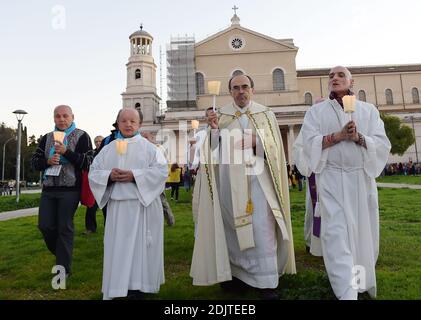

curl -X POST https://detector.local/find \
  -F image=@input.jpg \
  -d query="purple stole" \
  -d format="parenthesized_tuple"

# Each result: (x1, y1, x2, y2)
(308, 173, 321, 237)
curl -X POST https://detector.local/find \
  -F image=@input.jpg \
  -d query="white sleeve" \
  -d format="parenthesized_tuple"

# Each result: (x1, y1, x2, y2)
(361, 107, 391, 178)
(302, 108, 329, 174)
(132, 145, 168, 207)
(88, 149, 112, 209)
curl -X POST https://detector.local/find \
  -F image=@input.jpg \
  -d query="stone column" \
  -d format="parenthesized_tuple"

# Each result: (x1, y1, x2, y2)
(287, 125, 295, 164)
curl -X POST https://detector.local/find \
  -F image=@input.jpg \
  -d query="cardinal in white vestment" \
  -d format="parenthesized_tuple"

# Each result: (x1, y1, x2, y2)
(89, 108, 168, 300)
(301, 66, 391, 300)
(190, 75, 296, 300)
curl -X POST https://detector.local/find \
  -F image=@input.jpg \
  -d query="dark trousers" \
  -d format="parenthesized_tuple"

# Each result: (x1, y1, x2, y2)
(170, 183, 179, 200)
(85, 202, 107, 232)
(298, 177, 303, 191)
(38, 190, 80, 274)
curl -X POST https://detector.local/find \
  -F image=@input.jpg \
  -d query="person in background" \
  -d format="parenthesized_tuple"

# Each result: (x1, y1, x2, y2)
(83, 135, 105, 235)
(167, 163, 181, 202)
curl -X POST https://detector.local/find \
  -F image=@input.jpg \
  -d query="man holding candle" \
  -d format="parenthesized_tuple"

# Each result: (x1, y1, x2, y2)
(301, 66, 391, 299)
(31, 105, 93, 278)
(190, 74, 296, 300)
(88, 108, 168, 300)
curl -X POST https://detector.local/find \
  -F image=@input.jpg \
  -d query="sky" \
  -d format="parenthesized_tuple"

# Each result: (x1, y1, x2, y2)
(1, 0, 421, 141)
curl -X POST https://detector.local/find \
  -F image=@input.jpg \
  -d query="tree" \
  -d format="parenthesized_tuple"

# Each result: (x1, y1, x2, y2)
(0, 123, 17, 182)
(0, 123, 40, 183)
(381, 113, 415, 156)
(23, 134, 41, 183)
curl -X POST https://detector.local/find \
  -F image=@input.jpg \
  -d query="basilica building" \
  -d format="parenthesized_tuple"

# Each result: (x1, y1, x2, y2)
(121, 13, 421, 164)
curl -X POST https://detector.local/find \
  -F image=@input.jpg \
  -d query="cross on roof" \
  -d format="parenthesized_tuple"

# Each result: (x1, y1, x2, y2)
(232, 5, 239, 15)
(140, 23, 143, 30)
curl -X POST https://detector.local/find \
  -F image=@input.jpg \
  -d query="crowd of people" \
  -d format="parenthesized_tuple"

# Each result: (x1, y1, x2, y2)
(26, 67, 406, 301)
(383, 162, 421, 176)
(1, 181, 15, 196)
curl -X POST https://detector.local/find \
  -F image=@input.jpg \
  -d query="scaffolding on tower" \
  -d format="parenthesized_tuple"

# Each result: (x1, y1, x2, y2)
(166, 35, 197, 109)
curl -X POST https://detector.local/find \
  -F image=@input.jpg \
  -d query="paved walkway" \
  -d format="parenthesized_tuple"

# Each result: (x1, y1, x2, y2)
(377, 183, 421, 189)
(0, 207, 39, 221)
(21, 188, 42, 194)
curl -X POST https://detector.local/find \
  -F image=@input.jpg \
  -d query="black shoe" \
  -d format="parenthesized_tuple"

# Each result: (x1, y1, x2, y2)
(220, 277, 251, 293)
(257, 288, 279, 300)
(305, 245, 310, 253)
(127, 290, 144, 300)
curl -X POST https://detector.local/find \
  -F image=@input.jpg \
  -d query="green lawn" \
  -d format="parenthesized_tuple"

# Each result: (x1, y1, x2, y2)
(376, 175, 421, 185)
(0, 187, 420, 300)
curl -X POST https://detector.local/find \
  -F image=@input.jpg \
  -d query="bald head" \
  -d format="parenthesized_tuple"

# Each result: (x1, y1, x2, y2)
(117, 108, 142, 138)
(329, 66, 352, 80)
(54, 105, 74, 130)
(117, 108, 140, 122)
(328, 66, 354, 96)
(54, 105, 73, 115)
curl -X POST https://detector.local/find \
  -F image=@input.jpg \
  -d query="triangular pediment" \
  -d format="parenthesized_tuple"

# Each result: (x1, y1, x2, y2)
(195, 25, 298, 55)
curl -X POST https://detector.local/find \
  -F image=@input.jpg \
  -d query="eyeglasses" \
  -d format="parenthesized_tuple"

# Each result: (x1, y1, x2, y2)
(231, 84, 251, 91)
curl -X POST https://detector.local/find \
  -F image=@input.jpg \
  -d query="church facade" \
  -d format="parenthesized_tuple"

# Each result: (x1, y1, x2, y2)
(122, 15, 421, 164)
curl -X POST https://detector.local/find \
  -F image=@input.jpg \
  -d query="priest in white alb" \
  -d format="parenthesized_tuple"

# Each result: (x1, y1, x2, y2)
(89, 108, 168, 300)
(301, 66, 391, 300)
(190, 74, 296, 300)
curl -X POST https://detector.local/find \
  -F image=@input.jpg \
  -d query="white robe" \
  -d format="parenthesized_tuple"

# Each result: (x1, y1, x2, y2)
(191, 129, 208, 171)
(292, 131, 312, 248)
(88, 135, 168, 300)
(301, 98, 391, 299)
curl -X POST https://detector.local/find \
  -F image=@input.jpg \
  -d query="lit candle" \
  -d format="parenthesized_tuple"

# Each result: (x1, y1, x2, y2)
(115, 139, 128, 155)
(191, 120, 199, 136)
(343, 95, 356, 121)
(208, 81, 221, 112)
(53, 131, 65, 144)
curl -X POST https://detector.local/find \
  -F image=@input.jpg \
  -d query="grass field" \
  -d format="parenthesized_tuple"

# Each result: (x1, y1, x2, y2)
(0, 187, 420, 300)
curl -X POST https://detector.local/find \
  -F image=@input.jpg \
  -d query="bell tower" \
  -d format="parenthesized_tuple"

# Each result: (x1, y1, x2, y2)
(121, 24, 160, 129)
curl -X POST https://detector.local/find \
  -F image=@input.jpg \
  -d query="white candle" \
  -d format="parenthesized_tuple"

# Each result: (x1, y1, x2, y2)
(208, 81, 221, 112)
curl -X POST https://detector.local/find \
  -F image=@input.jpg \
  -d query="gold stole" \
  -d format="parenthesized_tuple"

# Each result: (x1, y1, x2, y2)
(218, 110, 255, 250)
(218, 108, 291, 251)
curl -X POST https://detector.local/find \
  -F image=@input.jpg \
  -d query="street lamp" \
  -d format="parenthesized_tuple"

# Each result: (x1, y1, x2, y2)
(13, 109, 27, 203)
(2, 136, 16, 182)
